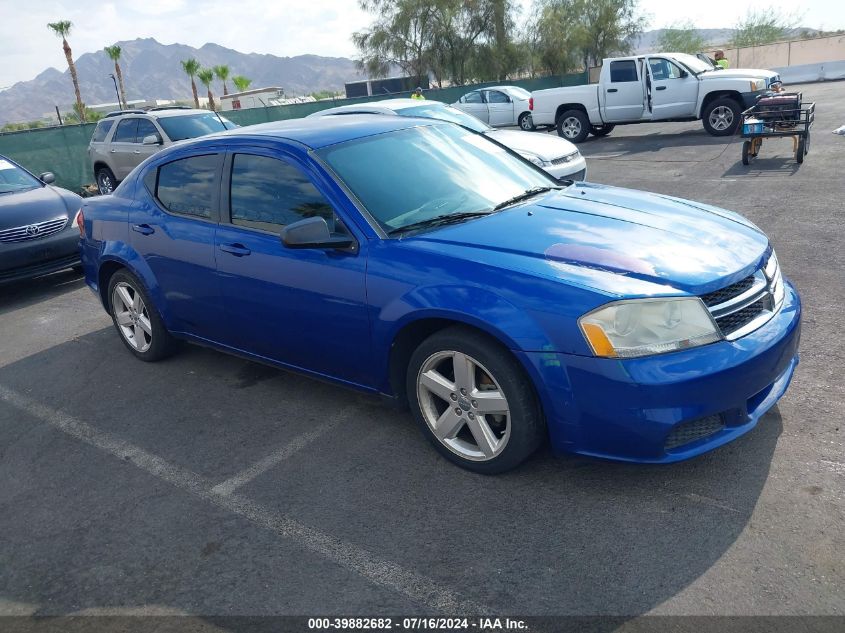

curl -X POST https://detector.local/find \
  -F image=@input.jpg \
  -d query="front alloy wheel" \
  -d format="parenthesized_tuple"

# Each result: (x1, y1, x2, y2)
(417, 350, 511, 461)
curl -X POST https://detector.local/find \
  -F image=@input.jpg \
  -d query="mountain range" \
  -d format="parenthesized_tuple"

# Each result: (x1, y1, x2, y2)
(0, 38, 370, 125)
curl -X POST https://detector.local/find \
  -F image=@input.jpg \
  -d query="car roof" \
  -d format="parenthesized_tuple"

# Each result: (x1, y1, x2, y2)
(106, 108, 218, 120)
(312, 99, 449, 117)
(201, 114, 440, 150)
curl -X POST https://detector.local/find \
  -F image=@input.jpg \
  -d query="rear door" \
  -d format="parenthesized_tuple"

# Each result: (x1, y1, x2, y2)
(602, 59, 647, 122)
(456, 90, 489, 123)
(131, 152, 226, 340)
(109, 118, 140, 179)
(214, 149, 373, 385)
(646, 57, 699, 119)
(484, 89, 515, 126)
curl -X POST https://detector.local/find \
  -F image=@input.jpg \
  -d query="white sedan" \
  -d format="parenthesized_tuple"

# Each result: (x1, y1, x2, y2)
(452, 85, 535, 131)
(307, 99, 586, 182)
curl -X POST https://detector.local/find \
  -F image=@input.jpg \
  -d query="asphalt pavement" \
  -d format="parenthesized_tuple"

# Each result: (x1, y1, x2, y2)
(0, 81, 843, 629)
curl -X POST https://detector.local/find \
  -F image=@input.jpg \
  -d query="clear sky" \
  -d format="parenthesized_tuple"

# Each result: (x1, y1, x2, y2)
(2, 0, 844, 88)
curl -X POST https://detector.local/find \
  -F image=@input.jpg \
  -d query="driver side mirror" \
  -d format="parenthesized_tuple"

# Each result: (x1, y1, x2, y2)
(142, 134, 163, 145)
(680, 69, 689, 78)
(39, 172, 55, 184)
(280, 217, 354, 250)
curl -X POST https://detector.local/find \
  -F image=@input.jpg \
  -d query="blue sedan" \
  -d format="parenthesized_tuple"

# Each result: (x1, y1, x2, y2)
(79, 115, 800, 473)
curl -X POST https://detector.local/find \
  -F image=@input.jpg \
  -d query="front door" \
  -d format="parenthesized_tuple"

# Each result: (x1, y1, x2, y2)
(484, 90, 515, 126)
(647, 57, 700, 119)
(130, 152, 226, 340)
(602, 59, 647, 122)
(214, 149, 373, 387)
(109, 117, 140, 179)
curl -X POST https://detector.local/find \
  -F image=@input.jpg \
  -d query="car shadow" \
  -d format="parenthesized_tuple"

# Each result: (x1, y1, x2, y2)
(0, 268, 86, 316)
(0, 328, 781, 619)
(724, 157, 802, 178)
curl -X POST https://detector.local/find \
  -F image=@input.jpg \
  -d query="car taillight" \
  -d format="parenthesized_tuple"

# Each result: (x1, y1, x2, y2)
(529, 97, 533, 111)
(75, 209, 84, 237)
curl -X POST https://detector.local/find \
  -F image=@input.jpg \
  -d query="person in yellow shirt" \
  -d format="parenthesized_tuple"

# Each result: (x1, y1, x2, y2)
(714, 50, 730, 69)
(411, 87, 425, 100)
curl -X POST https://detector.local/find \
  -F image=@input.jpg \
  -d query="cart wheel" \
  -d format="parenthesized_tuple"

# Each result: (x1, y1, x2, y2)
(804, 132, 810, 155)
(752, 138, 761, 157)
(796, 137, 805, 164)
(742, 140, 752, 165)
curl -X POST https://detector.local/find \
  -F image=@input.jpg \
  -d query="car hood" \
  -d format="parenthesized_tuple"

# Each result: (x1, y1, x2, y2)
(404, 182, 769, 295)
(700, 68, 778, 80)
(486, 129, 579, 160)
(0, 185, 72, 230)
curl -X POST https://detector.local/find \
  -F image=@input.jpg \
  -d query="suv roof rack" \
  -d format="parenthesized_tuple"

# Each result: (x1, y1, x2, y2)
(103, 109, 146, 118)
(148, 105, 193, 111)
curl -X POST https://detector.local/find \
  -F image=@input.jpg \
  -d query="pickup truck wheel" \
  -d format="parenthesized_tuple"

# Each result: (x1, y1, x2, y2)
(557, 110, 590, 143)
(702, 98, 741, 136)
(590, 124, 615, 137)
(518, 112, 536, 131)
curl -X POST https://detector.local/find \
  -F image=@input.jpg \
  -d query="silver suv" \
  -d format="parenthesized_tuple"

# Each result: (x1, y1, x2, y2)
(88, 108, 236, 195)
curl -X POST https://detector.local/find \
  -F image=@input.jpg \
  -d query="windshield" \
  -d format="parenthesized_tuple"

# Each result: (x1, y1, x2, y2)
(671, 53, 713, 75)
(316, 123, 556, 234)
(394, 103, 491, 134)
(157, 113, 230, 142)
(0, 157, 41, 194)
(506, 86, 531, 100)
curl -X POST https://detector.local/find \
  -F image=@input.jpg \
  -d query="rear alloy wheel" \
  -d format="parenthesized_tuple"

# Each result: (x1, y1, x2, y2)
(108, 270, 178, 361)
(702, 98, 740, 136)
(407, 327, 544, 474)
(556, 110, 590, 143)
(518, 112, 536, 131)
(96, 167, 117, 195)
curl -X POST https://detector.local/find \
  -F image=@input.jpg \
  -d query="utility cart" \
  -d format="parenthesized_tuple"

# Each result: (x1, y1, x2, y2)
(740, 93, 815, 165)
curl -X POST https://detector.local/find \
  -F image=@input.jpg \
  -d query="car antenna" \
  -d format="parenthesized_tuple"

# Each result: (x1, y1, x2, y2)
(213, 108, 227, 129)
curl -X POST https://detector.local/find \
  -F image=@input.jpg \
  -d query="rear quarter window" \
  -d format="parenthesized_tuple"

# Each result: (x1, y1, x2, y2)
(91, 120, 114, 143)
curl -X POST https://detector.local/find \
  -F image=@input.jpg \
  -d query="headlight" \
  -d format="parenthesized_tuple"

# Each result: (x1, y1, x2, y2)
(579, 297, 722, 358)
(750, 79, 766, 92)
(765, 251, 784, 309)
(519, 152, 547, 167)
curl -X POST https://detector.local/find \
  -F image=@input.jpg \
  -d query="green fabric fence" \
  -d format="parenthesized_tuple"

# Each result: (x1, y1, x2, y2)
(0, 71, 588, 194)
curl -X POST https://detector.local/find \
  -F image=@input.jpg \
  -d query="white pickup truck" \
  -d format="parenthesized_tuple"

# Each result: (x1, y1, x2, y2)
(530, 52, 781, 142)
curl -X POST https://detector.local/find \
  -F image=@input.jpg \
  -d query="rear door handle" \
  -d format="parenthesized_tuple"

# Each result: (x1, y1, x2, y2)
(607, 88, 618, 93)
(133, 150, 141, 154)
(656, 86, 667, 91)
(219, 243, 251, 257)
(110, 149, 117, 153)
(131, 224, 154, 235)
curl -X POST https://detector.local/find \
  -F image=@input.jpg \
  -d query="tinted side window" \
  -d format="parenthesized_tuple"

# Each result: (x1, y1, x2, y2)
(486, 90, 509, 104)
(113, 118, 139, 142)
(135, 119, 159, 142)
(463, 91, 483, 104)
(610, 60, 638, 83)
(229, 154, 335, 231)
(156, 154, 219, 218)
(91, 120, 114, 143)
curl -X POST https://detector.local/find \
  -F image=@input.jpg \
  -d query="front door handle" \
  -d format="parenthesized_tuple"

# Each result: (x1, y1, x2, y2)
(133, 150, 141, 154)
(656, 86, 667, 91)
(110, 149, 117, 153)
(607, 88, 618, 93)
(219, 243, 251, 257)
(131, 224, 154, 235)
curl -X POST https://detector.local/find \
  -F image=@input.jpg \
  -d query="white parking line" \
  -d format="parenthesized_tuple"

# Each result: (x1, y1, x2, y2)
(212, 407, 354, 496)
(0, 384, 485, 613)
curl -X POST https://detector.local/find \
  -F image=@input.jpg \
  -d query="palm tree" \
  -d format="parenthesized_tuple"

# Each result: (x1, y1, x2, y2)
(232, 75, 252, 93)
(213, 65, 230, 96)
(104, 45, 127, 109)
(47, 20, 85, 123)
(197, 68, 216, 111)
(180, 58, 201, 108)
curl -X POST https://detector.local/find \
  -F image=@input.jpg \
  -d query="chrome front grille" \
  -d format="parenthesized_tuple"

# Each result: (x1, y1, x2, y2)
(550, 151, 579, 166)
(702, 254, 784, 340)
(0, 217, 68, 243)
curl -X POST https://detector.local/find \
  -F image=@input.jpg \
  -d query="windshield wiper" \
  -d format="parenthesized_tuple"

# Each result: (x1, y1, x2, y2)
(387, 211, 492, 236)
(492, 186, 562, 211)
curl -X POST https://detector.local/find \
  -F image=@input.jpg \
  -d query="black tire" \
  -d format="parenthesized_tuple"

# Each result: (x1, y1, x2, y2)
(96, 166, 117, 196)
(590, 124, 615, 137)
(702, 97, 741, 136)
(406, 326, 545, 474)
(556, 109, 591, 143)
(517, 112, 536, 131)
(796, 137, 805, 164)
(107, 269, 178, 362)
(742, 140, 751, 165)
(803, 131, 810, 155)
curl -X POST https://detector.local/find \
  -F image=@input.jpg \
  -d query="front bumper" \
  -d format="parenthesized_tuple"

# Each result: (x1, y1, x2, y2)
(544, 154, 588, 181)
(0, 226, 80, 284)
(520, 279, 801, 462)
